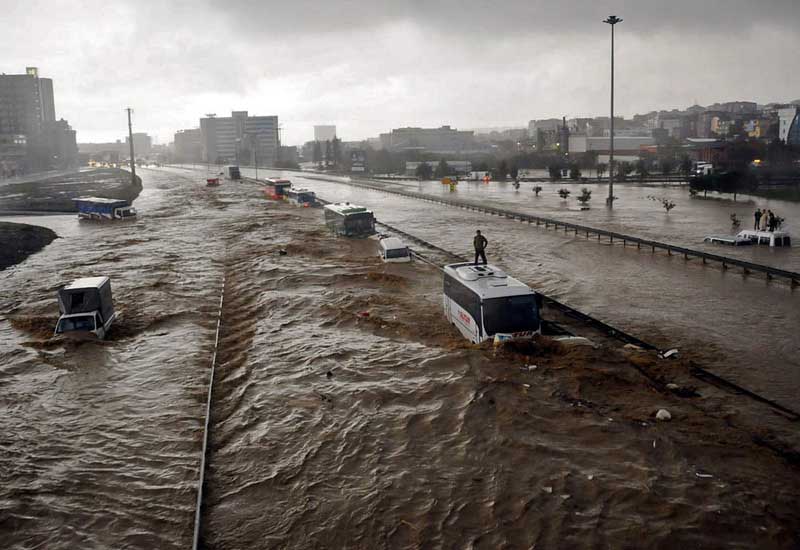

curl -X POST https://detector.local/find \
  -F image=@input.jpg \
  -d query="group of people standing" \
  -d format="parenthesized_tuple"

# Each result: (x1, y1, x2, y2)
(754, 208, 783, 232)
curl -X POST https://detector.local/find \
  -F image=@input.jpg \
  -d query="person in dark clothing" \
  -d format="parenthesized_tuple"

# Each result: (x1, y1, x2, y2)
(754, 209, 762, 230)
(473, 230, 488, 265)
(768, 210, 776, 232)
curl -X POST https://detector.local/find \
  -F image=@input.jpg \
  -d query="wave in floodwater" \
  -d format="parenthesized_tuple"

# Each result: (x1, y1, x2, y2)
(2, 168, 799, 549)
(278, 173, 800, 411)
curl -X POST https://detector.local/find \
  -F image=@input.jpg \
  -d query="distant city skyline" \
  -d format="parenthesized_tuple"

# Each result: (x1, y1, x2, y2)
(6, 0, 798, 146)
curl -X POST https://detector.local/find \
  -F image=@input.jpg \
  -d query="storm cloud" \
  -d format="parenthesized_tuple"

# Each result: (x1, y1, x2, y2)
(5, 0, 799, 144)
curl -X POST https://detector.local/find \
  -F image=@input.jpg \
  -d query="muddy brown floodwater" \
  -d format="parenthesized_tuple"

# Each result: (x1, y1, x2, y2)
(1, 167, 799, 549)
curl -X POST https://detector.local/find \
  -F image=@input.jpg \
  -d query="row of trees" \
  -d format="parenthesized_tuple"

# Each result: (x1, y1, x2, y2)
(312, 138, 343, 169)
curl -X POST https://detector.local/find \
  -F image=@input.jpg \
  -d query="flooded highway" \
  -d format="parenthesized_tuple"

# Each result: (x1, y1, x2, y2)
(0, 168, 230, 548)
(2, 167, 799, 549)
(241, 169, 800, 412)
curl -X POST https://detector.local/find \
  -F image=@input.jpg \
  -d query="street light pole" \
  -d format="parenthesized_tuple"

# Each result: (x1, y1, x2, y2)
(604, 15, 622, 207)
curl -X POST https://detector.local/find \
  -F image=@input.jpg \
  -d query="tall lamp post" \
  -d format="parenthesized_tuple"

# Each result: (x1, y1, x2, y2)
(604, 15, 622, 207)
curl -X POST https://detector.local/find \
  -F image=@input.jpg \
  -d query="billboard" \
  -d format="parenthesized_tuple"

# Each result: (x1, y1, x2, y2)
(350, 149, 367, 173)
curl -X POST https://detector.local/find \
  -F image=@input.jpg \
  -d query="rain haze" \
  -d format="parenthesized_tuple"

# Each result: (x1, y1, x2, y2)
(4, 0, 800, 143)
(3, 1, 800, 549)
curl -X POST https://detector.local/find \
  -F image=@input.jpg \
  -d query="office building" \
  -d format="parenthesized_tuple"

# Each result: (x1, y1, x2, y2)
(201, 111, 279, 166)
(126, 132, 152, 157)
(379, 125, 477, 154)
(0, 67, 78, 173)
(174, 128, 202, 163)
(0, 67, 55, 137)
(314, 125, 336, 142)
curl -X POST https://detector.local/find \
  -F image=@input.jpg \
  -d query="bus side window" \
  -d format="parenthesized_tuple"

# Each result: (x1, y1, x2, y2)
(444, 275, 482, 334)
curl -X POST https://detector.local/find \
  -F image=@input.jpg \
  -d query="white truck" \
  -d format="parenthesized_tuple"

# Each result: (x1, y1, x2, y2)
(54, 277, 116, 339)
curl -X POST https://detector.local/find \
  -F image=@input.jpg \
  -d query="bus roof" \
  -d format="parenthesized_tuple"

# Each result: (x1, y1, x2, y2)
(64, 276, 110, 290)
(324, 202, 371, 215)
(379, 237, 406, 250)
(267, 178, 291, 184)
(73, 197, 130, 206)
(444, 263, 534, 299)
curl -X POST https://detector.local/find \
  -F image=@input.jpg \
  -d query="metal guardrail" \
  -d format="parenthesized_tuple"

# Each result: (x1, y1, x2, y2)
(302, 175, 800, 287)
(373, 218, 800, 422)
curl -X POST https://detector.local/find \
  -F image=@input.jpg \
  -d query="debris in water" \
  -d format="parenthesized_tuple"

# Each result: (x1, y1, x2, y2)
(659, 348, 679, 359)
(358, 311, 370, 318)
(326, 370, 333, 378)
(696, 472, 714, 479)
(656, 409, 672, 421)
(278, 249, 287, 256)
(666, 383, 679, 390)
(542, 486, 553, 494)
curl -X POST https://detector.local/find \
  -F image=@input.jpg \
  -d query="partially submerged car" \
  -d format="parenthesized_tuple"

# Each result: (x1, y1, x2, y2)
(55, 277, 116, 340)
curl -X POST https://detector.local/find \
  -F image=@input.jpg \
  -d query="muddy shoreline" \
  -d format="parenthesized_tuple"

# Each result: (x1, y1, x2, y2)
(0, 222, 58, 270)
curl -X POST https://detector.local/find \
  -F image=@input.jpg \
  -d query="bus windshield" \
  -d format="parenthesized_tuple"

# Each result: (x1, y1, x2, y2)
(482, 295, 539, 335)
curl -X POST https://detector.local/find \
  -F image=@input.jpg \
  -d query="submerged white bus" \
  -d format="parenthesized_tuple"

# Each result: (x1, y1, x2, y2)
(443, 263, 542, 344)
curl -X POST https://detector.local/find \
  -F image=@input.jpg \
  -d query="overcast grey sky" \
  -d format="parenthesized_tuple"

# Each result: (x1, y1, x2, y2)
(5, 0, 799, 145)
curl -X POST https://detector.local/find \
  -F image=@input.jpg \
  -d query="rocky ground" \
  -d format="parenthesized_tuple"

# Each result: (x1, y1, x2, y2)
(0, 222, 58, 270)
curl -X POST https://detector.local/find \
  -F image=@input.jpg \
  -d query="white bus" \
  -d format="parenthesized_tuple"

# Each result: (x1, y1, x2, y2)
(443, 263, 542, 344)
(323, 202, 376, 237)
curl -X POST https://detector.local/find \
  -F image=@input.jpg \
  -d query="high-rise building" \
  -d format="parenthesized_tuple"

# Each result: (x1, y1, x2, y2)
(174, 128, 202, 163)
(314, 125, 336, 142)
(379, 125, 477, 154)
(0, 67, 55, 137)
(201, 111, 279, 166)
(126, 132, 152, 157)
(0, 67, 77, 173)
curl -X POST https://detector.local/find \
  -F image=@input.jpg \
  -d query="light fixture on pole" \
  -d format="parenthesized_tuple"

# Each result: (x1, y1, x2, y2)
(604, 14, 622, 207)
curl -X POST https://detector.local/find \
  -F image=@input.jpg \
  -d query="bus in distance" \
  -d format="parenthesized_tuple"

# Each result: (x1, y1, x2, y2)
(443, 263, 542, 344)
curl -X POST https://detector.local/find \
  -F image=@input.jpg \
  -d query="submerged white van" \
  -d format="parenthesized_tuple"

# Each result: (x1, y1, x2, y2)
(379, 237, 412, 263)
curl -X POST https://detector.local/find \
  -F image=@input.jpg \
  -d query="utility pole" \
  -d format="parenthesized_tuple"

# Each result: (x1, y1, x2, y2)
(604, 15, 622, 207)
(126, 107, 136, 184)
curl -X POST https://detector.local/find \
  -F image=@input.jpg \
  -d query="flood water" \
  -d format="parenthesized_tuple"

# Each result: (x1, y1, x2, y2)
(2, 167, 799, 549)
(241, 169, 800, 411)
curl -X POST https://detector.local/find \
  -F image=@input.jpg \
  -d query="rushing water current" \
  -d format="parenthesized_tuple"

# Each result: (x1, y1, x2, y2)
(1, 167, 799, 549)
(255, 170, 800, 411)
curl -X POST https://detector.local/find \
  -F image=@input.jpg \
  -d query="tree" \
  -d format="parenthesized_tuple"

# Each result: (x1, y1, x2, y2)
(510, 164, 519, 179)
(415, 162, 433, 180)
(495, 159, 508, 180)
(617, 162, 633, 180)
(332, 137, 342, 168)
(533, 185, 543, 196)
(548, 165, 562, 180)
(558, 188, 571, 200)
(434, 159, 450, 179)
(569, 164, 582, 180)
(635, 159, 649, 181)
(312, 141, 322, 166)
(660, 158, 675, 176)
(679, 155, 692, 179)
(324, 140, 332, 168)
(577, 187, 592, 207)
(661, 198, 676, 213)
(596, 162, 607, 180)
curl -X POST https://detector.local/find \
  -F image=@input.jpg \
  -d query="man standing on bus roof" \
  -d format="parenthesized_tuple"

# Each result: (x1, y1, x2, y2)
(473, 230, 488, 265)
